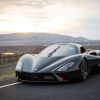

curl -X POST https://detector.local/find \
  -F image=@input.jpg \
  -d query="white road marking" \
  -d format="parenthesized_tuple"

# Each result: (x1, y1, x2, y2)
(0, 82, 20, 89)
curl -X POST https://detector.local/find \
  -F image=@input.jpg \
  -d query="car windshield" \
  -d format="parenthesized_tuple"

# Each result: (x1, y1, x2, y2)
(39, 44, 78, 57)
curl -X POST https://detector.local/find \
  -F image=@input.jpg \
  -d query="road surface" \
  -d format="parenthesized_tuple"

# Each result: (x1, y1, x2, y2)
(0, 73, 100, 100)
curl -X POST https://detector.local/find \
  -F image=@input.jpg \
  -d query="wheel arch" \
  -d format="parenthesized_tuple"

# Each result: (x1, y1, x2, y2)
(79, 56, 91, 75)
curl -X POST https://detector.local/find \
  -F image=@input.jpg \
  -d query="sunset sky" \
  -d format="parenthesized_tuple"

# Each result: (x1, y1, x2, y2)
(0, 0, 100, 40)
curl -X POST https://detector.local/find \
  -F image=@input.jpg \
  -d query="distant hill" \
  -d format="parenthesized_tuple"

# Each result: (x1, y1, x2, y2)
(0, 33, 99, 46)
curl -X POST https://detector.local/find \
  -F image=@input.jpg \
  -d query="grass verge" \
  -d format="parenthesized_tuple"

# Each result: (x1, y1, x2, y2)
(0, 63, 16, 81)
(0, 70, 15, 81)
(0, 62, 16, 68)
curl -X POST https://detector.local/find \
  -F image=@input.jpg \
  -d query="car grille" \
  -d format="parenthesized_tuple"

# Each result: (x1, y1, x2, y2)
(20, 72, 57, 81)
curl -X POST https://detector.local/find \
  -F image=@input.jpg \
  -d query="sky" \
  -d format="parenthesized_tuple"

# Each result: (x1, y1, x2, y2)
(0, 0, 100, 40)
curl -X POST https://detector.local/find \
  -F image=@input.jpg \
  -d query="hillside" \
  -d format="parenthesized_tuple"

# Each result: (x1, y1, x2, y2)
(0, 33, 99, 46)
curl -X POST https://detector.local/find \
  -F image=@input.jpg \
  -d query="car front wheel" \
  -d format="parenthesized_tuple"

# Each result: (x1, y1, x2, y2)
(79, 59, 89, 81)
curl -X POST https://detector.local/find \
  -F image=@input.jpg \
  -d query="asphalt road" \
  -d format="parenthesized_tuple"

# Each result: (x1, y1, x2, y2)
(0, 73, 100, 100)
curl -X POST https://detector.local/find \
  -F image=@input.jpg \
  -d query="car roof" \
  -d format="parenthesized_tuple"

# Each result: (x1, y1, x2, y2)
(68, 43, 82, 48)
(55, 43, 82, 48)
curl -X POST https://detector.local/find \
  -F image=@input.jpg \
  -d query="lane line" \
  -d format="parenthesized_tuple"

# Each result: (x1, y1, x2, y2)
(0, 82, 21, 89)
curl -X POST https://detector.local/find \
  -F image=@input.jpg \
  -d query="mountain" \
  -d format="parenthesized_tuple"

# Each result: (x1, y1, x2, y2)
(0, 33, 99, 46)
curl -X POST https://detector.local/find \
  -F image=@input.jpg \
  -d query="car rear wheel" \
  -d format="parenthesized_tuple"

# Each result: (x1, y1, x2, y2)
(79, 59, 89, 81)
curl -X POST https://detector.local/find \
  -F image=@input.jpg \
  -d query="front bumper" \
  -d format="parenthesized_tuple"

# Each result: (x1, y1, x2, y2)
(16, 70, 80, 82)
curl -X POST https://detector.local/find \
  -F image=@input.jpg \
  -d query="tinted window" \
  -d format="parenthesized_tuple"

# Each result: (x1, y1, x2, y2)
(39, 44, 78, 57)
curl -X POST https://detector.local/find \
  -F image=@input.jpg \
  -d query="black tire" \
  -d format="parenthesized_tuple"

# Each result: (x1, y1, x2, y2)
(79, 59, 89, 81)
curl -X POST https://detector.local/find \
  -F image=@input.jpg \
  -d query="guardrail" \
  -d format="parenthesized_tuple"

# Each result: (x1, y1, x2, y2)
(0, 53, 24, 64)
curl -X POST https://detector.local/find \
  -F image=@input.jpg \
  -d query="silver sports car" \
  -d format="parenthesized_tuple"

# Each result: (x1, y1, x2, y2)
(15, 43, 100, 82)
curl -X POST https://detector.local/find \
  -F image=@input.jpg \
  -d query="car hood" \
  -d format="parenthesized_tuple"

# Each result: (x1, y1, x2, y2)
(32, 57, 63, 72)
(20, 54, 82, 73)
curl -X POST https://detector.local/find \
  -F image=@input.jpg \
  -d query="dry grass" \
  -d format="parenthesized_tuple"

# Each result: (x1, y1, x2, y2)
(0, 63, 16, 81)
(0, 70, 15, 81)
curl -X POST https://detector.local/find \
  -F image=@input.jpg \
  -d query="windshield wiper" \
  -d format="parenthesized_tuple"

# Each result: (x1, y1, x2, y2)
(48, 46, 60, 57)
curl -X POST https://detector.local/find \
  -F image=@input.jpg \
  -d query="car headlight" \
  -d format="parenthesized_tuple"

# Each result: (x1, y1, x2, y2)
(16, 61, 22, 71)
(57, 62, 75, 71)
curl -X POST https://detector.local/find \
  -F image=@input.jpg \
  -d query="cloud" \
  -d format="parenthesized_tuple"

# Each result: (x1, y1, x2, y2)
(0, 0, 100, 39)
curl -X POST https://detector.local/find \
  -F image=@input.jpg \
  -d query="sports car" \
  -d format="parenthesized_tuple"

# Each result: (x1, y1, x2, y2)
(15, 43, 100, 82)
(89, 50, 100, 68)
